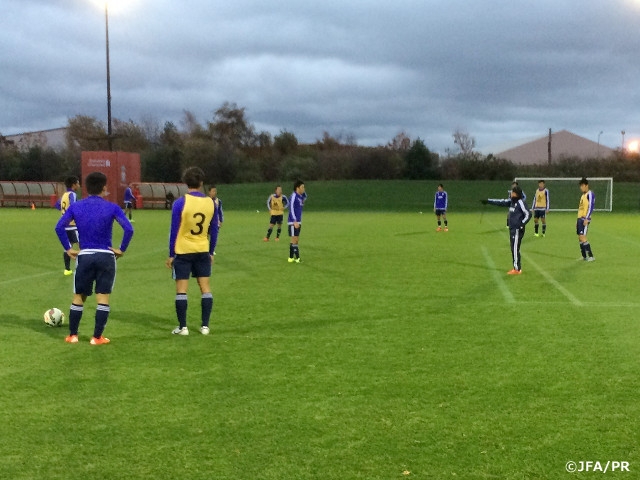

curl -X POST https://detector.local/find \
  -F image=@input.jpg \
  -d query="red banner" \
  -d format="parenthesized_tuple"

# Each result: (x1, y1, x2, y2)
(81, 151, 141, 206)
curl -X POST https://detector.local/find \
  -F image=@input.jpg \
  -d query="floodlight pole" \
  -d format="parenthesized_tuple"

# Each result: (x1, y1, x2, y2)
(597, 131, 602, 158)
(105, 2, 113, 151)
(621, 130, 625, 152)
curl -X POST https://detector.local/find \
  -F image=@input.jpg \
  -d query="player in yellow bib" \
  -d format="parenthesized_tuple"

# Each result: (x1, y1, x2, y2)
(58, 176, 80, 275)
(576, 177, 595, 261)
(263, 185, 289, 241)
(166, 167, 218, 335)
(530, 179, 550, 237)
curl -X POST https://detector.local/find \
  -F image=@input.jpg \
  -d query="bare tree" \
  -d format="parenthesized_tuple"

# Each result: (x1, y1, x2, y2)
(452, 129, 476, 156)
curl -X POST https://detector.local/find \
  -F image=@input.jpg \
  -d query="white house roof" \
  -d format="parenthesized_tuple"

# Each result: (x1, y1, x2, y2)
(3, 127, 67, 151)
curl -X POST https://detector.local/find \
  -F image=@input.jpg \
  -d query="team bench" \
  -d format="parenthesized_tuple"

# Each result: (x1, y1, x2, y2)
(136, 183, 188, 209)
(0, 181, 60, 208)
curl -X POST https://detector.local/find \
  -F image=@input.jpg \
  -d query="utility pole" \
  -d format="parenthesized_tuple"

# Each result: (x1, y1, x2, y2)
(105, 2, 113, 151)
(547, 128, 552, 165)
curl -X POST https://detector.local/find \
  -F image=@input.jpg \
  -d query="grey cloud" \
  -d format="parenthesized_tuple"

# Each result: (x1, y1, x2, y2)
(1, 0, 639, 152)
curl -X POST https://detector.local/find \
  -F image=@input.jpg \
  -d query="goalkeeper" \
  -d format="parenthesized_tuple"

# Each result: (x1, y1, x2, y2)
(481, 185, 531, 274)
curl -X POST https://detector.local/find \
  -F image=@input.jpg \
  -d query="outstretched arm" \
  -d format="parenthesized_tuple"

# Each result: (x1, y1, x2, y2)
(480, 198, 511, 207)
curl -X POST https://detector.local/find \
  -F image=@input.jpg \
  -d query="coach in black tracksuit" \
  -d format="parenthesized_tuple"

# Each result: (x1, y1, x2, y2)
(482, 186, 531, 274)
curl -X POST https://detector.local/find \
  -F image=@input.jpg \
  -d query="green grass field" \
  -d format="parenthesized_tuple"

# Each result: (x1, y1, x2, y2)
(1, 199, 639, 479)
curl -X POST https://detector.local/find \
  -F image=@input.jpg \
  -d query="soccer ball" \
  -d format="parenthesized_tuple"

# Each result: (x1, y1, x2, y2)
(44, 308, 65, 327)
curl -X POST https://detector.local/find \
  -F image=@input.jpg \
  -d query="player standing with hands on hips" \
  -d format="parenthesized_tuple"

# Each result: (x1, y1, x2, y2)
(481, 185, 531, 274)
(434, 183, 448, 231)
(55, 172, 134, 345)
(167, 167, 218, 336)
(288, 180, 307, 263)
(577, 177, 595, 261)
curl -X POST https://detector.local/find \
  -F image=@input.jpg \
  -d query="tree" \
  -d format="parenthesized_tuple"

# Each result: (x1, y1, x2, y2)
(112, 119, 150, 152)
(208, 102, 256, 148)
(274, 130, 298, 155)
(452, 129, 476, 157)
(387, 132, 411, 152)
(404, 139, 438, 179)
(65, 115, 109, 152)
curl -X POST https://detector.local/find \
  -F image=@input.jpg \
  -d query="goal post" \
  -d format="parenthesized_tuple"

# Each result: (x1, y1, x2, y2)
(514, 177, 613, 212)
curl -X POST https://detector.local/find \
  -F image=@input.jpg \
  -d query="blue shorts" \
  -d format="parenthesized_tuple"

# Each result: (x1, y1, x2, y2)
(534, 210, 546, 219)
(435, 209, 446, 216)
(66, 229, 79, 245)
(124, 201, 134, 209)
(74, 251, 116, 296)
(172, 252, 211, 280)
(288, 224, 301, 237)
(576, 218, 589, 236)
(270, 215, 284, 225)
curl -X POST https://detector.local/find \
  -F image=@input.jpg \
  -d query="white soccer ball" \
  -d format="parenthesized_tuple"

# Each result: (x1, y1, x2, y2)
(256, 210, 260, 213)
(44, 308, 65, 327)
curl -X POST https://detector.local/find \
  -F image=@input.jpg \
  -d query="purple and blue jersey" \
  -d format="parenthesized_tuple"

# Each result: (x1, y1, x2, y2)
(55, 196, 134, 252)
(287, 191, 307, 225)
(434, 191, 448, 210)
(124, 187, 135, 203)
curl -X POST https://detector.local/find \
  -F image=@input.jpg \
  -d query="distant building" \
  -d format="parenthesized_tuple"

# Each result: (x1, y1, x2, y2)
(3, 127, 67, 151)
(484, 130, 615, 165)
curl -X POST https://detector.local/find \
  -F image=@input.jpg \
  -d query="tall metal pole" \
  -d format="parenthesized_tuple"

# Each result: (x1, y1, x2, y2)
(105, 2, 113, 151)
(597, 131, 602, 158)
(621, 130, 625, 152)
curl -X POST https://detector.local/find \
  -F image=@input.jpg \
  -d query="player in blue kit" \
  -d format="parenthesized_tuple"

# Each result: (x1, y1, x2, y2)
(506, 181, 525, 227)
(287, 180, 306, 263)
(167, 167, 218, 335)
(58, 176, 80, 275)
(433, 183, 448, 231)
(124, 183, 136, 222)
(55, 172, 134, 345)
(482, 185, 531, 274)
(208, 185, 223, 255)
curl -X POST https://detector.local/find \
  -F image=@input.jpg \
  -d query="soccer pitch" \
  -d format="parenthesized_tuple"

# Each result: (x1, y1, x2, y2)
(1, 207, 638, 479)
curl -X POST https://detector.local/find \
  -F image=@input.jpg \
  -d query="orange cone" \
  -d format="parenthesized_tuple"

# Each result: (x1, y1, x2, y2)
(31, 202, 36, 210)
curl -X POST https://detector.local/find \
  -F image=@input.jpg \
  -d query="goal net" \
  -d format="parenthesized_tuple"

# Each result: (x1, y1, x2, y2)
(514, 177, 613, 212)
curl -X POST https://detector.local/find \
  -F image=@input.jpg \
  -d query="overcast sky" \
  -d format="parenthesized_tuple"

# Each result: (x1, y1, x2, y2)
(2, 0, 640, 153)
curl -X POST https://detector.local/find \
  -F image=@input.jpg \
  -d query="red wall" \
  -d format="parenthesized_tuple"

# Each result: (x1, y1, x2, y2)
(81, 151, 141, 205)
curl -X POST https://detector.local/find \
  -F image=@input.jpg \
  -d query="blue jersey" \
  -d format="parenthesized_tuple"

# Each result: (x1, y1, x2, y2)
(487, 197, 531, 229)
(287, 191, 306, 224)
(55, 196, 134, 252)
(434, 191, 448, 210)
(213, 198, 224, 224)
(124, 187, 135, 203)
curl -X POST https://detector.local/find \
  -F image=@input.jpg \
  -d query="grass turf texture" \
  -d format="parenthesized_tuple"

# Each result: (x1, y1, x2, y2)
(1, 198, 639, 479)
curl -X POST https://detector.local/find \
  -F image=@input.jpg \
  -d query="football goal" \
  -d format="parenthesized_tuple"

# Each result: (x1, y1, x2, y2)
(514, 177, 613, 212)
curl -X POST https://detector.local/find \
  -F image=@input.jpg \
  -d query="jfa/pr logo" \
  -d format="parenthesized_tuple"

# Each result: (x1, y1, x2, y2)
(566, 461, 630, 473)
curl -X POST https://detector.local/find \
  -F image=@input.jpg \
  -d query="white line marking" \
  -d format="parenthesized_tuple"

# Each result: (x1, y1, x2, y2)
(0, 248, 166, 287)
(0, 271, 57, 286)
(523, 253, 583, 306)
(482, 246, 515, 304)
